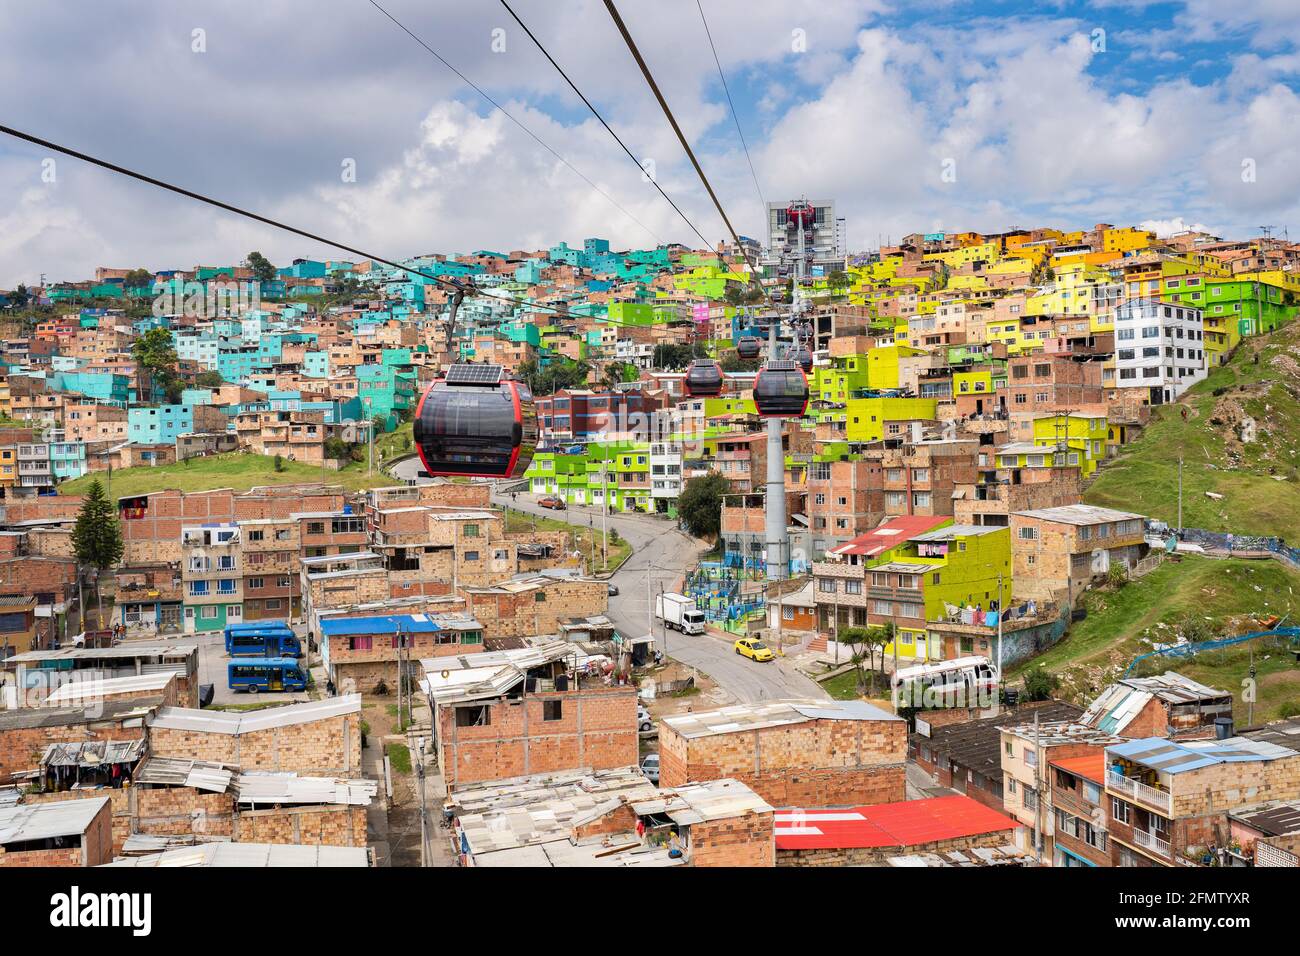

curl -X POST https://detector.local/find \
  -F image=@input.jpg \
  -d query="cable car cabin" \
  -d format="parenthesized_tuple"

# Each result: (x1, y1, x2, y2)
(736, 338, 761, 360)
(793, 347, 813, 373)
(683, 359, 723, 398)
(753, 360, 809, 418)
(414, 364, 537, 479)
(227, 658, 308, 694)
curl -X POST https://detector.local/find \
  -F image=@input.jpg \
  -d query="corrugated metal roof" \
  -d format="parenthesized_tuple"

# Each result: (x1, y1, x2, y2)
(1012, 504, 1144, 525)
(102, 842, 370, 867)
(235, 773, 376, 806)
(774, 795, 1018, 851)
(419, 641, 575, 705)
(42, 672, 175, 705)
(42, 739, 145, 768)
(148, 694, 361, 735)
(661, 698, 900, 740)
(6, 643, 197, 663)
(133, 757, 234, 792)
(1108, 736, 1298, 775)
(319, 614, 441, 636)
(0, 796, 110, 844)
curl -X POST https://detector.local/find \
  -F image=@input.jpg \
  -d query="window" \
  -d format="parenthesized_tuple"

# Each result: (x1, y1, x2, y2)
(818, 578, 837, 593)
(464, 523, 479, 538)
(1112, 798, 1131, 824)
(534, 592, 546, 602)
(247, 529, 265, 542)
(543, 700, 563, 721)
(464, 550, 480, 562)
(844, 579, 863, 594)
(265, 599, 282, 610)
(455, 705, 491, 727)
(307, 521, 325, 535)
(248, 577, 264, 590)
(1018, 526, 1037, 540)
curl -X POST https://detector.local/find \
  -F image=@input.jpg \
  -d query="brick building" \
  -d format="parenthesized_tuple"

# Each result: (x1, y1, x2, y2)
(0, 796, 113, 867)
(1049, 753, 1112, 867)
(425, 642, 638, 790)
(318, 611, 485, 694)
(146, 695, 364, 777)
(1104, 732, 1300, 867)
(1078, 672, 1233, 741)
(0, 698, 160, 784)
(1010, 504, 1147, 604)
(658, 699, 907, 808)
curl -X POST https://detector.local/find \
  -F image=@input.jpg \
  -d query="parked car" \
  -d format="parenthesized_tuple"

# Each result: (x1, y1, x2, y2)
(734, 637, 774, 662)
(637, 704, 653, 733)
(640, 752, 660, 785)
(607, 583, 620, 596)
(538, 495, 566, 510)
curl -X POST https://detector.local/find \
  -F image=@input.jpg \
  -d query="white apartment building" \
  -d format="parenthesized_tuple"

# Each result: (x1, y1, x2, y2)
(1114, 300, 1206, 405)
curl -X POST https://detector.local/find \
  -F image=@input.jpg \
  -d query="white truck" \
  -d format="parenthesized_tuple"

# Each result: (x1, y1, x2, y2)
(655, 592, 706, 635)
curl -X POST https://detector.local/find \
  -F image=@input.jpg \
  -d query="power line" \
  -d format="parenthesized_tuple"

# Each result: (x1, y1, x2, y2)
(694, 0, 765, 218)
(0, 125, 752, 334)
(365, 0, 662, 246)
(0, 123, 581, 320)
(496, 0, 716, 254)
(600, 0, 766, 297)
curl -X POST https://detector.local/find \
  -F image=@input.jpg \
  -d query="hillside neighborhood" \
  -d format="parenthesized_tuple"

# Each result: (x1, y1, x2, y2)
(1, 218, 1300, 881)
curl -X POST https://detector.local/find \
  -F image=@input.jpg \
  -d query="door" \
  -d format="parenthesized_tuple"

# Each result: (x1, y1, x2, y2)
(270, 670, 283, 692)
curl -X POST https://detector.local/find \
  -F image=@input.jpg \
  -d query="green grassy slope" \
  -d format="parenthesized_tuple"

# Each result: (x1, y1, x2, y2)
(1085, 320, 1300, 538)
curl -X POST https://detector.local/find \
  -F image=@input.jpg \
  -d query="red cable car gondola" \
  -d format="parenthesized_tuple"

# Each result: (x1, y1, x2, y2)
(753, 360, 809, 418)
(684, 359, 724, 398)
(736, 338, 760, 360)
(793, 347, 813, 373)
(413, 364, 537, 479)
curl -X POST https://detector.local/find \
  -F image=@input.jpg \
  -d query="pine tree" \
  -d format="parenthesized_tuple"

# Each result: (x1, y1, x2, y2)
(71, 479, 124, 629)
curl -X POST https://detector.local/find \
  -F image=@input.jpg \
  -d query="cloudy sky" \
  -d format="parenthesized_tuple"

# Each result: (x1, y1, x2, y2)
(3, 0, 1300, 287)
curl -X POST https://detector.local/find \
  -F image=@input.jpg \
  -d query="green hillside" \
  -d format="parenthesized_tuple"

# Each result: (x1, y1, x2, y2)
(1085, 320, 1300, 538)
(1012, 555, 1300, 723)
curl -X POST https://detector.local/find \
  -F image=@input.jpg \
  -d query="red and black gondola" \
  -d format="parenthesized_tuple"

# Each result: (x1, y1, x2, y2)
(413, 364, 537, 479)
(684, 359, 724, 398)
(753, 359, 809, 418)
(736, 338, 761, 360)
(793, 347, 813, 373)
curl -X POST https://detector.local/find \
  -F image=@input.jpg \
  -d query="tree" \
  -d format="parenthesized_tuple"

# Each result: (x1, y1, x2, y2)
(132, 326, 183, 402)
(601, 361, 639, 389)
(245, 251, 277, 285)
(195, 370, 225, 389)
(827, 269, 850, 293)
(653, 344, 693, 369)
(1022, 666, 1060, 702)
(839, 623, 893, 695)
(71, 480, 124, 629)
(719, 351, 759, 373)
(517, 357, 591, 395)
(677, 471, 730, 539)
(123, 268, 153, 289)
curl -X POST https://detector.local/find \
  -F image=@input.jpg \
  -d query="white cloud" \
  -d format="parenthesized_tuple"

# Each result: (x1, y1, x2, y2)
(1139, 216, 1213, 237)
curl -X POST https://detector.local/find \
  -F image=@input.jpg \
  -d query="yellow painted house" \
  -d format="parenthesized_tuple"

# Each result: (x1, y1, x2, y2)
(844, 396, 938, 443)
(1031, 413, 1109, 477)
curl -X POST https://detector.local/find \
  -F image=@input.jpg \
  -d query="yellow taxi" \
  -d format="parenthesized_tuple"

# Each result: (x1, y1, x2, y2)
(734, 638, 774, 662)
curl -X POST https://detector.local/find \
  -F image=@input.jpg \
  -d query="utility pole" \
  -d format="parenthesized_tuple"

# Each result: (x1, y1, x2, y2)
(996, 571, 1004, 684)
(1033, 708, 1044, 863)
(1177, 453, 1184, 533)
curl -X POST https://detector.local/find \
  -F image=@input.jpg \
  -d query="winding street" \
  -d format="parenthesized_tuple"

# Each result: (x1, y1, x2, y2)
(389, 459, 825, 701)
(489, 490, 827, 704)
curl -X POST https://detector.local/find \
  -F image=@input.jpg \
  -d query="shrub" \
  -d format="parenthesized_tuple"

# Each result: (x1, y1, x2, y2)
(1023, 666, 1060, 701)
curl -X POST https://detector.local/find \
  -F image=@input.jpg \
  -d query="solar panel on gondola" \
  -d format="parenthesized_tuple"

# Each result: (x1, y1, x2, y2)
(414, 363, 537, 479)
(753, 359, 809, 418)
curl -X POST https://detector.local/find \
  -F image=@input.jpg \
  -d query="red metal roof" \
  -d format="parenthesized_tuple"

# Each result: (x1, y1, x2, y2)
(773, 795, 1019, 851)
(1049, 753, 1106, 785)
(830, 516, 951, 557)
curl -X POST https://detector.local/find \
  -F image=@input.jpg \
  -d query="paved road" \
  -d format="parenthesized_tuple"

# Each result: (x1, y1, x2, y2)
(491, 490, 826, 704)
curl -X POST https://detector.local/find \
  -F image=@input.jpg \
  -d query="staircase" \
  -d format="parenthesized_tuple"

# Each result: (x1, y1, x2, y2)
(807, 633, 828, 653)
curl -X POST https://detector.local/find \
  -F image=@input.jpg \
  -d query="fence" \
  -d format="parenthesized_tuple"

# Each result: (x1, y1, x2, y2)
(1177, 527, 1300, 568)
(1124, 626, 1300, 676)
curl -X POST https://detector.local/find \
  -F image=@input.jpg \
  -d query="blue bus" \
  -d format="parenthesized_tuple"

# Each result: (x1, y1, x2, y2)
(227, 658, 308, 694)
(224, 622, 300, 658)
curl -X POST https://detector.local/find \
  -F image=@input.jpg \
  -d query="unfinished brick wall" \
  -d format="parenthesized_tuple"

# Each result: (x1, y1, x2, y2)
(690, 810, 774, 867)
(659, 716, 908, 808)
(0, 798, 112, 867)
(777, 827, 1014, 866)
(0, 723, 145, 785)
(571, 801, 639, 842)
(439, 686, 638, 790)
(148, 712, 362, 776)
(23, 786, 235, 856)
(234, 805, 367, 846)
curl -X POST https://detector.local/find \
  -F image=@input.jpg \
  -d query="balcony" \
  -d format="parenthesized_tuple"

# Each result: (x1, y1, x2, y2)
(1132, 827, 1172, 859)
(1107, 770, 1172, 815)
